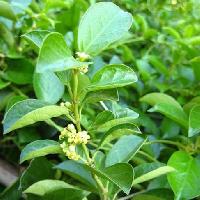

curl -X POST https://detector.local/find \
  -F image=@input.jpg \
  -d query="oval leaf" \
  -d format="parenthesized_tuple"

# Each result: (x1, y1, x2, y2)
(42, 188, 89, 200)
(167, 151, 200, 200)
(3, 99, 68, 134)
(105, 135, 145, 167)
(133, 166, 174, 185)
(54, 160, 97, 191)
(189, 105, 200, 137)
(87, 163, 134, 194)
(33, 72, 64, 104)
(20, 140, 63, 163)
(140, 93, 188, 128)
(24, 179, 88, 200)
(22, 30, 50, 49)
(88, 64, 137, 91)
(36, 32, 87, 73)
(78, 2, 132, 56)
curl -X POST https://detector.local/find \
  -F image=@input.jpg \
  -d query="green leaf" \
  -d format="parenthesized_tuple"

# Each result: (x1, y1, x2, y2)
(0, 23, 14, 47)
(33, 72, 64, 104)
(88, 64, 137, 91)
(78, 2, 132, 56)
(89, 108, 139, 133)
(184, 96, 200, 114)
(20, 140, 63, 163)
(22, 30, 50, 49)
(0, 78, 10, 90)
(24, 180, 74, 196)
(188, 105, 200, 137)
(167, 151, 200, 200)
(54, 160, 97, 191)
(140, 93, 188, 128)
(24, 180, 69, 195)
(5, 58, 34, 85)
(19, 157, 54, 191)
(105, 135, 145, 167)
(56, 70, 71, 86)
(140, 93, 182, 109)
(82, 89, 119, 104)
(148, 55, 169, 76)
(3, 99, 68, 134)
(88, 163, 134, 194)
(42, 188, 89, 200)
(0, 1, 16, 20)
(0, 179, 22, 200)
(133, 166, 174, 185)
(134, 162, 165, 178)
(36, 32, 87, 73)
(89, 110, 114, 128)
(99, 123, 141, 148)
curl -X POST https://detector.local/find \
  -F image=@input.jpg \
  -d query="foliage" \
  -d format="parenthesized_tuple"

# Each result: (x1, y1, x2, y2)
(0, 0, 200, 200)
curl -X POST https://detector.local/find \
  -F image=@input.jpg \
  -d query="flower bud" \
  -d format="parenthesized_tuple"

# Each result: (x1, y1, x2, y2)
(76, 52, 90, 61)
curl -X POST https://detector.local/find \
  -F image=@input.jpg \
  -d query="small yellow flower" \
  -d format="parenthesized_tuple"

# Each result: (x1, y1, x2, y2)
(67, 124, 76, 134)
(66, 145, 80, 160)
(76, 52, 90, 61)
(80, 66, 88, 74)
(60, 141, 68, 153)
(60, 102, 65, 107)
(171, 0, 177, 5)
(74, 131, 90, 144)
(65, 101, 72, 108)
(67, 151, 80, 160)
(59, 128, 69, 140)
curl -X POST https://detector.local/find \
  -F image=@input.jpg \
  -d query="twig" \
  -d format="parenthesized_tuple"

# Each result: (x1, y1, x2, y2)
(0, 158, 18, 186)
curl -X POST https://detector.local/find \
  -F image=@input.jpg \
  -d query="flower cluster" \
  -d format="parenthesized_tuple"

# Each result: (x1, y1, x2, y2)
(59, 124, 90, 160)
(60, 101, 72, 109)
(60, 142, 80, 160)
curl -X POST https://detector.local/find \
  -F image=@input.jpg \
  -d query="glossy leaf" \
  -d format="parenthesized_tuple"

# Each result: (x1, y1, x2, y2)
(99, 123, 141, 147)
(140, 93, 188, 128)
(22, 30, 50, 49)
(188, 105, 200, 137)
(183, 96, 200, 114)
(23, 180, 65, 195)
(88, 64, 137, 91)
(33, 72, 64, 104)
(54, 160, 97, 191)
(105, 135, 145, 167)
(5, 58, 34, 85)
(167, 151, 200, 200)
(78, 2, 132, 56)
(87, 163, 134, 194)
(24, 180, 73, 195)
(36, 32, 87, 73)
(89, 109, 139, 133)
(42, 188, 89, 200)
(82, 89, 119, 104)
(133, 166, 174, 185)
(3, 99, 68, 134)
(19, 157, 54, 191)
(20, 140, 62, 163)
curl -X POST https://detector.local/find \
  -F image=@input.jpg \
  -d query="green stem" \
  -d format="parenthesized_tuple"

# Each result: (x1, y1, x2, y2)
(72, 69, 108, 200)
(145, 139, 185, 149)
(45, 119, 63, 131)
(137, 150, 158, 162)
(93, 174, 108, 200)
(72, 69, 81, 132)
